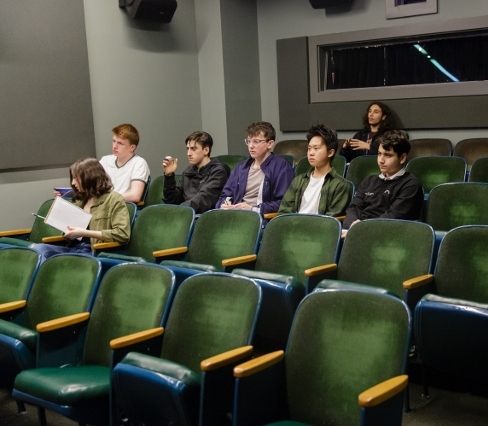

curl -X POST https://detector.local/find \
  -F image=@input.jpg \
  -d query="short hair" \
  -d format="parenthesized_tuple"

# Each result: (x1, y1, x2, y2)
(247, 121, 276, 141)
(306, 124, 338, 159)
(378, 130, 411, 156)
(185, 131, 214, 156)
(112, 123, 139, 147)
(70, 157, 113, 204)
(361, 101, 396, 134)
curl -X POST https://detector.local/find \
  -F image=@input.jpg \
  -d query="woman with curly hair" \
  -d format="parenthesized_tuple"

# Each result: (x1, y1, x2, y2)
(32, 157, 130, 260)
(340, 101, 396, 163)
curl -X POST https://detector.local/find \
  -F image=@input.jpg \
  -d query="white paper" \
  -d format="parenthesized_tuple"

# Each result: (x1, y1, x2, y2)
(45, 197, 92, 234)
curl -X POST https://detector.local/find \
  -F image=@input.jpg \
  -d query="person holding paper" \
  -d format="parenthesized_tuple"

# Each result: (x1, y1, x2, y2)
(32, 157, 130, 261)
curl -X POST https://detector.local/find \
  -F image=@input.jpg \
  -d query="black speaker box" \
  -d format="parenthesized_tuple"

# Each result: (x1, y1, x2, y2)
(309, 0, 351, 8)
(120, 0, 177, 23)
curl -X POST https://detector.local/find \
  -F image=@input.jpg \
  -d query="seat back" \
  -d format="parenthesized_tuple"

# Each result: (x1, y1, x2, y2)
(215, 155, 247, 172)
(256, 214, 341, 285)
(406, 156, 467, 195)
(273, 140, 308, 163)
(127, 205, 194, 261)
(295, 155, 347, 177)
(468, 157, 488, 183)
(22, 254, 101, 330)
(144, 175, 165, 207)
(434, 225, 488, 302)
(0, 247, 41, 305)
(408, 138, 453, 161)
(275, 154, 295, 168)
(338, 219, 435, 299)
(425, 182, 488, 232)
(136, 175, 151, 208)
(125, 202, 137, 228)
(454, 138, 488, 169)
(160, 273, 261, 373)
(185, 209, 261, 270)
(285, 289, 410, 425)
(345, 155, 379, 189)
(83, 263, 175, 366)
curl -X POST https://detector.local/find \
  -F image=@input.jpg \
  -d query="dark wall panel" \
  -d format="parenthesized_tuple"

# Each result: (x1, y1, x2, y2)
(278, 36, 488, 132)
(0, 1, 95, 171)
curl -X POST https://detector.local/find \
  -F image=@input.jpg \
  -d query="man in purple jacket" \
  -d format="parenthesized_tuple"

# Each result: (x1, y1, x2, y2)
(216, 121, 294, 215)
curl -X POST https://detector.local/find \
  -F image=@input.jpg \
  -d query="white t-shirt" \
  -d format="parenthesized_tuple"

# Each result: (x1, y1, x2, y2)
(298, 174, 325, 214)
(99, 154, 150, 195)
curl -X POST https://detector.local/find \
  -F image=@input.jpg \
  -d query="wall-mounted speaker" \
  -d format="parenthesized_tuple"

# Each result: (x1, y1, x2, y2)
(119, 0, 177, 23)
(309, 0, 352, 8)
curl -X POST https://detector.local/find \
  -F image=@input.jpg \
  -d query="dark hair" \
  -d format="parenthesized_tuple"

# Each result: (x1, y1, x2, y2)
(306, 124, 338, 159)
(185, 131, 214, 156)
(70, 157, 113, 204)
(362, 102, 396, 134)
(378, 130, 411, 156)
(247, 121, 276, 141)
(112, 123, 140, 147)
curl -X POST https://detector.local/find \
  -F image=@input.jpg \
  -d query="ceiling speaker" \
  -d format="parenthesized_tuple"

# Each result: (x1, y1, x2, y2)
(120, 0, 177, 23)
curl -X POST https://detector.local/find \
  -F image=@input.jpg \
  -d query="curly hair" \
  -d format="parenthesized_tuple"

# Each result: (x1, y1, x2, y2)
(378, 130, 411, 156)
(361, 102, 396, 135)
(70, 157, 113, 204)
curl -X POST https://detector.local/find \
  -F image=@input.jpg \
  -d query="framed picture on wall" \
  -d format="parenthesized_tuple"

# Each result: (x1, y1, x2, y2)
(386, 0, 437, 19)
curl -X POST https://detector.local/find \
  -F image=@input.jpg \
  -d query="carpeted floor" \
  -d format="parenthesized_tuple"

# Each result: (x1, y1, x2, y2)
(1, 363, 487, 425)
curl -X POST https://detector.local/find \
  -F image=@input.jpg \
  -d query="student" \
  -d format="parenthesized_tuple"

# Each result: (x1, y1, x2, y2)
(99, 123, 150, 203)
(162, 131, 230, 214)
(342, 130, 423, 238)
(215, 121, 294, 215)
(32, 157, 130, 260)
(340, 101, 396, 163)
(278, 124, 352, 216)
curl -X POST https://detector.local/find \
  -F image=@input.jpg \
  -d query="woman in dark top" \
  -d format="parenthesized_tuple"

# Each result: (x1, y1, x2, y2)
(340, 101, 396, 163)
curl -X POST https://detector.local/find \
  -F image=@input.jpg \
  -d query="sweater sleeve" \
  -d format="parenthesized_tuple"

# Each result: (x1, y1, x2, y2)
(181, 165, 230, 213)
(98, 196, 131, 244)
(379, 177, 424, 221)
(163, 173, 185, 205)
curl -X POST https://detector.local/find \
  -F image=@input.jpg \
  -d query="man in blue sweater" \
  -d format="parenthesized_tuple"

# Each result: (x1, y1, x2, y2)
(342, 130, 423, 238)
(216, 121, 294, 215)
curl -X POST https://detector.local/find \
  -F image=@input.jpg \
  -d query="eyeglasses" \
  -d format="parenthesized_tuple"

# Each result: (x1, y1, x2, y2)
(244, 138, 268, 146)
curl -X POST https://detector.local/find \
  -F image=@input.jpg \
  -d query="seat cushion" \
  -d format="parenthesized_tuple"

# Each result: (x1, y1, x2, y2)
(121, 352, 200, 386)
(0, 320, 37, 351)
(232, 269, 302, 289)
(14, 365, 110, 406)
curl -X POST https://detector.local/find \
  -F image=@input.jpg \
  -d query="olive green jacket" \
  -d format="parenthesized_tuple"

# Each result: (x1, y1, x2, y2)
(74, 191, 130, 246)
(278, 167, 352, 217)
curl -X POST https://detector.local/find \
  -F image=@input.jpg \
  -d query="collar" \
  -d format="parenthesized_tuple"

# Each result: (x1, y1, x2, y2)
(378, 167, 406, 181)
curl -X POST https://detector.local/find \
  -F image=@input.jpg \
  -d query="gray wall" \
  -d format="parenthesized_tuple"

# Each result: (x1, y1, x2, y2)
(1, 0, 487, 229)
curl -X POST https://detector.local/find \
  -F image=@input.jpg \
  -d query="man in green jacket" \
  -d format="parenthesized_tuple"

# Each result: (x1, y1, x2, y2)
(278, 124, 352, 217)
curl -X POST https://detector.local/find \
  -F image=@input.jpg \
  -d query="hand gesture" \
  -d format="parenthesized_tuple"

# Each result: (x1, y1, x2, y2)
(162, 156, 178, 175)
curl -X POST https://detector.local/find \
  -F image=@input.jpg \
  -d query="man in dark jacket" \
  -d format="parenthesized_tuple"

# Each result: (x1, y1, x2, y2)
(162, 131, 230, 214)
(342, 130, 423, 238)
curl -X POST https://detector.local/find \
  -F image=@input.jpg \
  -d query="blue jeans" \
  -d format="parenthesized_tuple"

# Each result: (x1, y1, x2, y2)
(30, 241, 92, 262)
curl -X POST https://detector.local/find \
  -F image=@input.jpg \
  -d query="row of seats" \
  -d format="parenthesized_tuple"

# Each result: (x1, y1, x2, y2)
(272, 137, 488, 168)
(0, 247, 411, 425)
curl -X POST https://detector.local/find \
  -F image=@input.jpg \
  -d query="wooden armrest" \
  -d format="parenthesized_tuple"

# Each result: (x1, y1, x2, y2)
(37, 312, 90, 333)
(0, 300, 27, 314)
(358, 375, 408, 407)
(92, 241, 122, 250)
(110, 327, 164, 349)
(153, 246, 188, 258)
(201, 345, 253, 372)
(403, 274, 434, 290)
(0, 228, 31, 237)
(304, 263, 338, 277)
(263, 212, 278, 220)
(334, 215, 346, 221)
(136, 201, 145, 207)
(222, 254, 257, 268)
(42, 235, 65, 243)
(234, 350, 285, 378)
